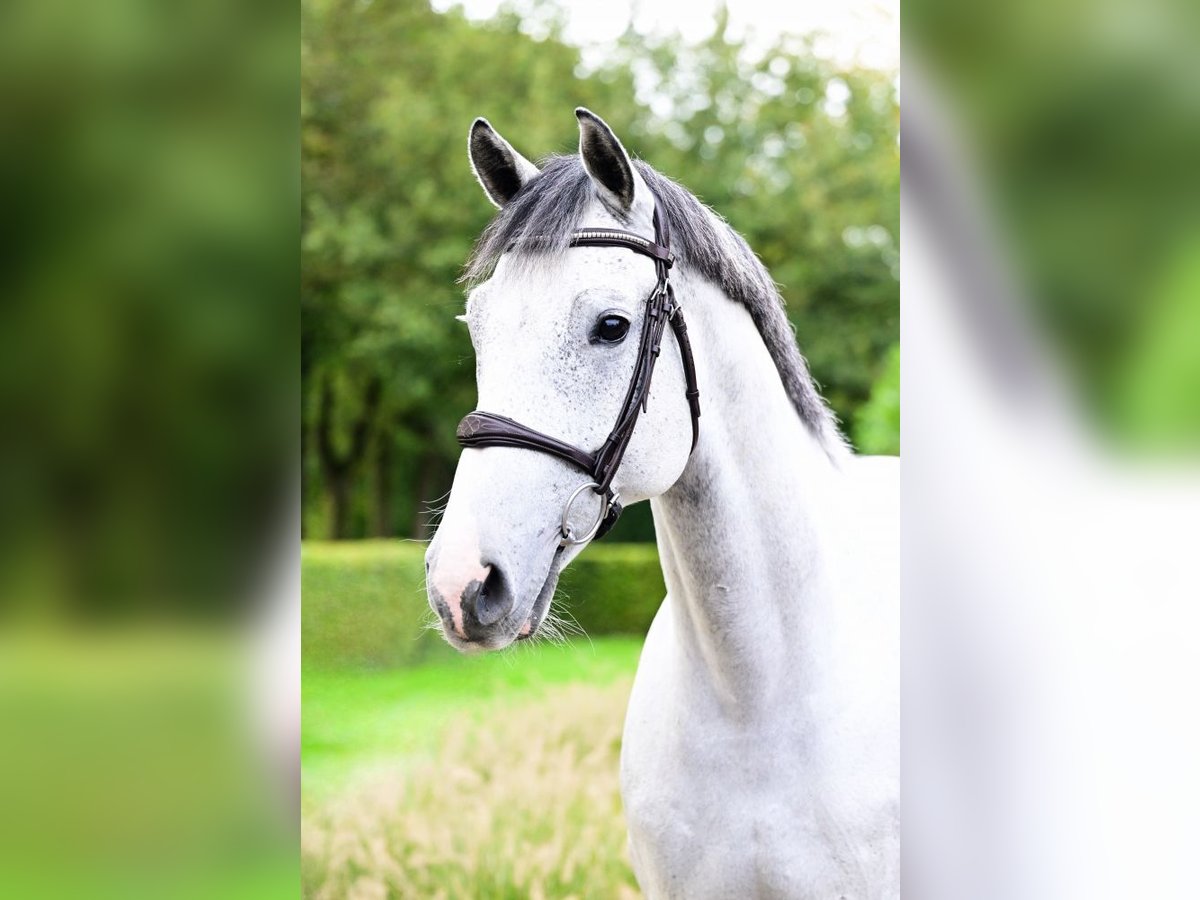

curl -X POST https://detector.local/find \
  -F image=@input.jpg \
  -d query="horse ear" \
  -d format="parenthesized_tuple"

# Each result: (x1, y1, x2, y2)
(468, 118, 540, 208)
(576, 108, 637, 213)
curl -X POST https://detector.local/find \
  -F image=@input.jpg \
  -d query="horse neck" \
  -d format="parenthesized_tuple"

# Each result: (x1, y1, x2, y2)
(649, 276, 844, 710)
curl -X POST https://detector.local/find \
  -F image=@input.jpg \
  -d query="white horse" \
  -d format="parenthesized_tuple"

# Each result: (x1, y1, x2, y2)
(425, 108, 899, 898)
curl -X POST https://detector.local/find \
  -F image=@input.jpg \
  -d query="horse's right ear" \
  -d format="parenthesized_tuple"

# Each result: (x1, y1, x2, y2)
(468, 118, 539, 208)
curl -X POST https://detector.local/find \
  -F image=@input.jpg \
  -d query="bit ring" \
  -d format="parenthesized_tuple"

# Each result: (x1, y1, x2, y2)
(560, 482, 610, 546)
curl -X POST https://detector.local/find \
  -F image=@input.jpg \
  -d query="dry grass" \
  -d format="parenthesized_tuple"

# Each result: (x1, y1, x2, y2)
(302, 679, 642, 899)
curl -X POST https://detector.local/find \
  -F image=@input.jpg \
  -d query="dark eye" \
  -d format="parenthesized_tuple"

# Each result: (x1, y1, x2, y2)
(593, 314, 630, 344)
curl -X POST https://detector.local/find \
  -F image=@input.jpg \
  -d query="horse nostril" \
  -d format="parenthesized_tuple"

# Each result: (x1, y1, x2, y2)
(465, 564, 511, 628)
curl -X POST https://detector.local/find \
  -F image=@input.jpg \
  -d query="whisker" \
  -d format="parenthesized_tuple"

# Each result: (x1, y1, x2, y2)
(421, 487, 452, 509)
(418, 489, 453, 535)
(549, 583, 593, 651)
(419, 610, 444, 636)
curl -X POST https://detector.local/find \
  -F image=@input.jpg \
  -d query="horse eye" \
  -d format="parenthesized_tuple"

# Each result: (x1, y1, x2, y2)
(593, 314, 630, 344)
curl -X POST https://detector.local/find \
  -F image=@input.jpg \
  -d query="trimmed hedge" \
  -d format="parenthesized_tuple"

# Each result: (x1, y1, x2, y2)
(302, 541, 665, 670)
(302, 541, 448, 671)
(555, 544, 665, 636)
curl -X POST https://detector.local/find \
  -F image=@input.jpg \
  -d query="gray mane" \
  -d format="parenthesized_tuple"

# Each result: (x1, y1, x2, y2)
(464, 155, 847, 456)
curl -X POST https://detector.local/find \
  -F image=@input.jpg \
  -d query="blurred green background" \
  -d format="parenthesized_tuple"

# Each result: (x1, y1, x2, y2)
(301, 0, 901, 543)
(1, 0, 297, 896)
(906, 0, 1200, 451)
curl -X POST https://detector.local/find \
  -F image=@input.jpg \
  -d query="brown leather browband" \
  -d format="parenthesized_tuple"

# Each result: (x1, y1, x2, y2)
(456, 190, 701, 542)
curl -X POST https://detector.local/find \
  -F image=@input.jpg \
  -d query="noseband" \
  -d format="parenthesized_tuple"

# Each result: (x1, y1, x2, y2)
(456, 192, 701, 545)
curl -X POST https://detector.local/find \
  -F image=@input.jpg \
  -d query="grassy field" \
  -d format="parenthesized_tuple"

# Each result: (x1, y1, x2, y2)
(301, 540, 665, 898)
(302, 637, 644, 801)
(0, 631, 297, 899)
(303, 640, 645, 899)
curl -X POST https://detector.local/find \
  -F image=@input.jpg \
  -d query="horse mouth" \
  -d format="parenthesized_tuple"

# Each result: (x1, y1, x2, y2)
(515, 551, 563, 641)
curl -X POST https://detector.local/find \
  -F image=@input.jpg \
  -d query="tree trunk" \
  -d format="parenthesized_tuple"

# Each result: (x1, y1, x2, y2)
(315, 373, 381, 540)
(370, 432, 393, 538)
(328, 469, 352, 540)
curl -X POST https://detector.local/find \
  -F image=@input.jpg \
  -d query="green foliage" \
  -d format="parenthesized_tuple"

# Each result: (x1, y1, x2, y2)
(1111, 237, 1200, 451)
(3, 0, 295, 615)
(602, 23, 901, 420)
(302, 540, 665, 670)
(906, 0, 1200, 439)
(301, 540, 452, 670)
(558, 543, 666, 636)
(854, 343, 900, 454)
(302, 1, 900, 539)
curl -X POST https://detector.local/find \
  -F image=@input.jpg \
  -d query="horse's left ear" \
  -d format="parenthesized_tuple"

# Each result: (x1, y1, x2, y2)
(469, 118, 540, 208)
(576, 108, 640, 213)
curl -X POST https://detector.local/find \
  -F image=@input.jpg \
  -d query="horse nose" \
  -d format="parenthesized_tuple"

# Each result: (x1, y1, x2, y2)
(461, 563, 512, 629)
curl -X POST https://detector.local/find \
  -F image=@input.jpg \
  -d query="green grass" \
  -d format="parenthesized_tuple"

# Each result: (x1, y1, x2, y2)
(0, 631, 298, 899)
(302, 639, 646, 898)
(302, 636, 644, 802)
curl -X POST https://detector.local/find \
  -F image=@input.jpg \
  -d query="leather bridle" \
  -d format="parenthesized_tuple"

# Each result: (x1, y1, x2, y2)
(456, 191, 701, 545)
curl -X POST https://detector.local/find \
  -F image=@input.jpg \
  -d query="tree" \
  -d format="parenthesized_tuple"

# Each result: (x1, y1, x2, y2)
(301, 0, 900, 538)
